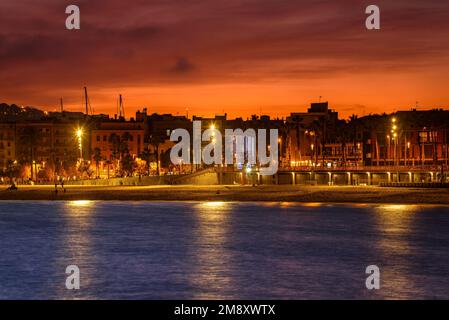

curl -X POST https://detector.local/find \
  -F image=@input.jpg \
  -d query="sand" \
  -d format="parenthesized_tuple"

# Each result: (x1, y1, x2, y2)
(1, 185, 449, 204)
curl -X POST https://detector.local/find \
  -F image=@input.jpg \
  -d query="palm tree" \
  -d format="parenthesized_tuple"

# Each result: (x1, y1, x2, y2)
(287, 115, 303, 167)
(311, 117, 326, 166)
(347, 114, 360, 166)
(93, 147, 102, 178)
(108, 133, 121, 174)
(148, 133, 165, 176)
(335, 125, 349, 167)
(120, 132, 132, 158)
(140, 147, 152, 176)
(5, 160, 19, 184)
(105, 159, 112, 179)
(18, 126, 38, 181)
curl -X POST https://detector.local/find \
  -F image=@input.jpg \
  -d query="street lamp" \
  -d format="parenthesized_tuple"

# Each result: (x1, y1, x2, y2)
(406, 141, 411, 166)
(391, 118, 399, 167)
(76, 128, 83, 160)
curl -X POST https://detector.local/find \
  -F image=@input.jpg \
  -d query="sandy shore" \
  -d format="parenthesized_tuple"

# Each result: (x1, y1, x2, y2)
(1, 185, 449, 204)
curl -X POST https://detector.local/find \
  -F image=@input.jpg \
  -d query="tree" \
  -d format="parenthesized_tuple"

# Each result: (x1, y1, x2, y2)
(120, 154, 137, 177)
(148, 133, 166, 176)
(77, 161, 94, 179)
(93, 147, 102, 178)
(294, 116, 303, 165)
(347, 114, 360, 166)
(120, 132, 132, 158)
(310, 117, 325, 166)
(108, 133, 122, 175)
(104, 159, 112, 179)
(140, 147, 152, 176)
(5, 160, 19, 184)
(18, 126, 37, 180)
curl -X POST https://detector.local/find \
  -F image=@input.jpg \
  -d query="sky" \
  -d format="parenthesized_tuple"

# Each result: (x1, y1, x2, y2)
(1, 0, 449, 119)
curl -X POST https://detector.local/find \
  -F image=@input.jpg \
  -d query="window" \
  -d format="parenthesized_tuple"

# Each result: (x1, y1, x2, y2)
(419, 132, 428, 143)
(103, 136, 107, 141)
(97, 135, 100, 142)
(419, 131, 435, 143)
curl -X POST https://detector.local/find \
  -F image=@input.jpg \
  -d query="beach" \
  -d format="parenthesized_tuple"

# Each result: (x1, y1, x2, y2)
(1, 185, 449, 204)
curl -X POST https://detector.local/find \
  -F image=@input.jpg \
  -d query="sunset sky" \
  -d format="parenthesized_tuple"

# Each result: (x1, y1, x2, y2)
(1, 0, 449, 119)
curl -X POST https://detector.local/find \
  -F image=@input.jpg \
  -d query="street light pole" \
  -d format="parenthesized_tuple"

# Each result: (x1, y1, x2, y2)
(391, 117, 398, 168)
(76, 128, 83, 160)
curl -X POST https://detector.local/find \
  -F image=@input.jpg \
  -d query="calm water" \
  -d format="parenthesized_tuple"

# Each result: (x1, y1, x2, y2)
(0, 201, 449, 299)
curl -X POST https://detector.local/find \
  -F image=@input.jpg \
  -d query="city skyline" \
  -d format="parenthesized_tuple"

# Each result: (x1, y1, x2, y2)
(1, 1, 449, 118)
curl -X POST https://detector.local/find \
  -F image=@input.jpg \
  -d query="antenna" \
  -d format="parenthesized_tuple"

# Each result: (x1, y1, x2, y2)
(60, 98, 64, 112)
(84, 87, 89, 115)
(319, 96, 322, 103)
(119, 94, 125, 119)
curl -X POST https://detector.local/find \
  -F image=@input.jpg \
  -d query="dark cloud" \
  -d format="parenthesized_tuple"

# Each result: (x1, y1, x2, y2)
(171, 57, 196, 74)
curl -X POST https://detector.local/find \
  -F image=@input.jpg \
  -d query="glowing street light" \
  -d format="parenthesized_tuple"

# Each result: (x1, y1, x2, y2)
(390, 117, 399, 167)
(76, 128, 84, 160)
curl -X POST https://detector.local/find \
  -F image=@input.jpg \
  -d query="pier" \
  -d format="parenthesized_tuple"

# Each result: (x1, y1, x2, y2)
(217, 165, 449, 186)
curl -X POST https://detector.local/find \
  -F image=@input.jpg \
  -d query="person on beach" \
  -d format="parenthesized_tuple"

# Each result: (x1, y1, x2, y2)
(62, 178, 66, 193)
(6, 182, 18, 191)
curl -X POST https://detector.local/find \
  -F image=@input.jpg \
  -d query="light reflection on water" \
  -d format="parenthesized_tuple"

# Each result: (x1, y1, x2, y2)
(0, 201, 448, 299)
(190, 202, 233, 299)
(57, 200, 96, 299)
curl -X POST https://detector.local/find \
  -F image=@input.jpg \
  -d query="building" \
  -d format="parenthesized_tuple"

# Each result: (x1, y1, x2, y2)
(14, 120, 82, 180)
(91, 119, 146, 177)
(0, 123, 16, 170)
(366, 110, 449, 166)
(286, 102, 345, 167)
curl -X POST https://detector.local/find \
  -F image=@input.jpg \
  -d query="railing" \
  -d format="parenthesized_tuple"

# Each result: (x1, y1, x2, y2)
(380, 182, 449, 188)
(279, 165, 448, 172)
